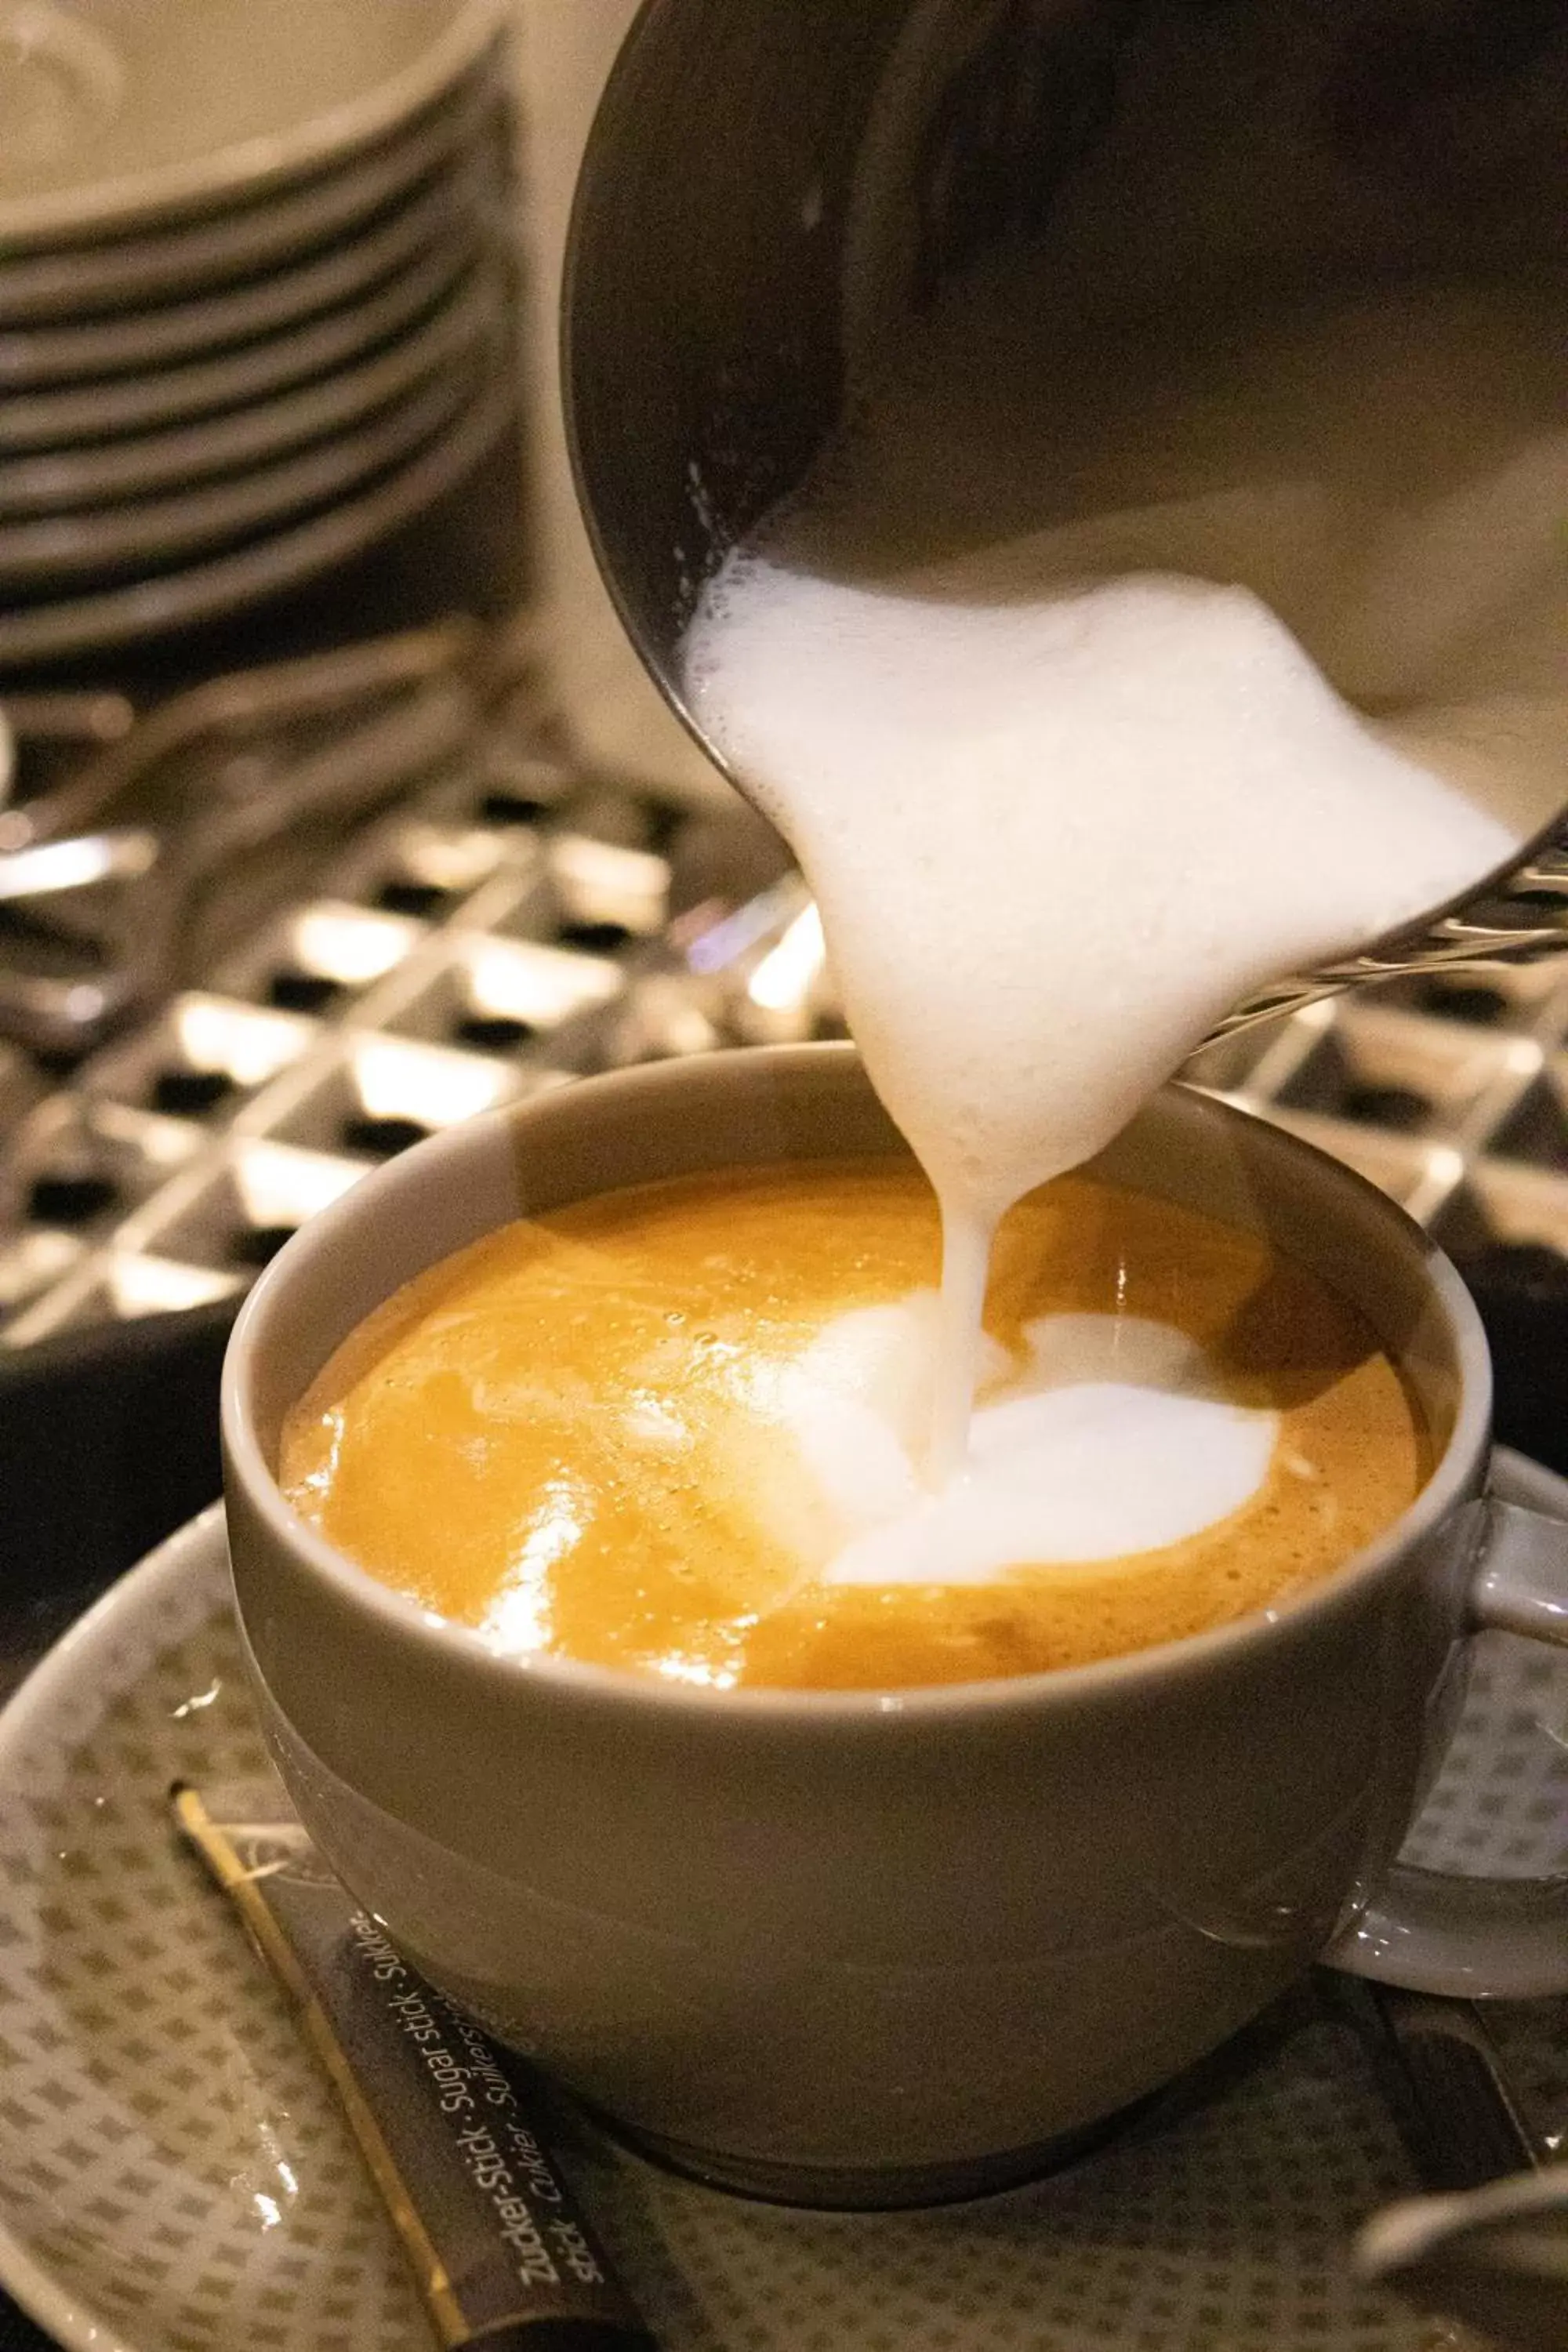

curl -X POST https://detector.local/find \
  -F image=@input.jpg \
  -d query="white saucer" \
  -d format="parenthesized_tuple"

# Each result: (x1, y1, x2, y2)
(1, 1464, 1565, 2352)
(0, 321, 499, 586)
(0, 144, 495, 389)
(0, 233, 477, 453)
(0, 60, 501, 328)
(0, 360, 514, 666)
(0, 0, 510, 249)
(0, 260, 503, 515)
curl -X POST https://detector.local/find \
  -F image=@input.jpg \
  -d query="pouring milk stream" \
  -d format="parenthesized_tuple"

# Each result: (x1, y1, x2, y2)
(680, 261, 1565, 1567)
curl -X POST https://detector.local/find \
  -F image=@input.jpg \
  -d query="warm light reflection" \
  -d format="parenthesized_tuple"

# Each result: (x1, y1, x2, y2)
(169, 1679, 221, 1721)
(550, 834, 667, 931)
(298, 1414, 344, 1504)
(108, 1253, 246, 1316)
(236, 1140, 365, 1226)
(0, 1229, 80, 1308)
(354, 1035, 509, 1127)
(176, 995, 313, 1090)
(293, 903, 419, 985)
(467, 935, 622, 1024)
(747, 903, 826, 1012)
(480, 1478, 588, 1656)
(394, 822, 505, 891)
(651, 1650, 742, 1690)
(105, 1102, 204, 1167)
(685, 877, 804, 976)
(0, 829, 157, 899)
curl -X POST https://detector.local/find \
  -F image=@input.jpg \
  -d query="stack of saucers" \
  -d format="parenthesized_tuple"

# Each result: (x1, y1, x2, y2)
(0, 0, 515, 670)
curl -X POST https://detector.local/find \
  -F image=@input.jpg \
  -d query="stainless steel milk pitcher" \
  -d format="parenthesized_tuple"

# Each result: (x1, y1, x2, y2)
(564, 0, 1568, 1029)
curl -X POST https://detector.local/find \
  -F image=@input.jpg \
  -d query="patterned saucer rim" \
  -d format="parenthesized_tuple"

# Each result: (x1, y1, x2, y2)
(0, 1501, 228, 2352)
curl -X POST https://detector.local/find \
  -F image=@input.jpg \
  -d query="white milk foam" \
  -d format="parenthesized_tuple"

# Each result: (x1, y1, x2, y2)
(779, 1298, 1277, 1586)
(683, 243, 1563, 1572)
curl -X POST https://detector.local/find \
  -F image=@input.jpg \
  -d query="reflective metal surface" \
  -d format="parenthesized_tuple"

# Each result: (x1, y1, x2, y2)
(0, 629, 796, 1345)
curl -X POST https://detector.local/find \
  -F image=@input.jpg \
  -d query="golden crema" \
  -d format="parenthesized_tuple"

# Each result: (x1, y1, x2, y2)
(281, 1160, 1428, 1690)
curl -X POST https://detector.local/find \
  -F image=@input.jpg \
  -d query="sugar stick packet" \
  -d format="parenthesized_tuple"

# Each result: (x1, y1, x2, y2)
(173, 1780, 656, 2352)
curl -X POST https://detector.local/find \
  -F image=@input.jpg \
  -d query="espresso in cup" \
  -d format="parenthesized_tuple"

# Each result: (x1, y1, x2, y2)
(281, 1156, 1428, 1690)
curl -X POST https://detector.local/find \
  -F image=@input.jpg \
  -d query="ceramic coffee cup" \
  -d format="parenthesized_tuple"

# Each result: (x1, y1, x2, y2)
(223, 1045, 1568, 2207)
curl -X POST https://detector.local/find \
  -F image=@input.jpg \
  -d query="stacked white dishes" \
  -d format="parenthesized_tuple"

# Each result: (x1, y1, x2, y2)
(0, 0, 516, 668)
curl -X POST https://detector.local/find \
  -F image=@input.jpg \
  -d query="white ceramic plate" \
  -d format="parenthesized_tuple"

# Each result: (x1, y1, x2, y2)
(0, 0, 510, 249)
(0, 313, 503, 585)
(0, 1464, 1564, 2352)
(0, 231, 480, 454)
(0, 141, 499, 388)
(0, 361, 515, 666)
(0, 262, 504, 517)
(0, 56, 503, 328)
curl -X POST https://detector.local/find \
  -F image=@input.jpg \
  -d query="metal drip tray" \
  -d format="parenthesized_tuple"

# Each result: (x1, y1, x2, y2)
(2, 631, 1568, 1347)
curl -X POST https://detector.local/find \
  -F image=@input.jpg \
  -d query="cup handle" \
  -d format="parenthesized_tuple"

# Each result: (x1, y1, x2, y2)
(1327, 1489, 1568, 2000)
